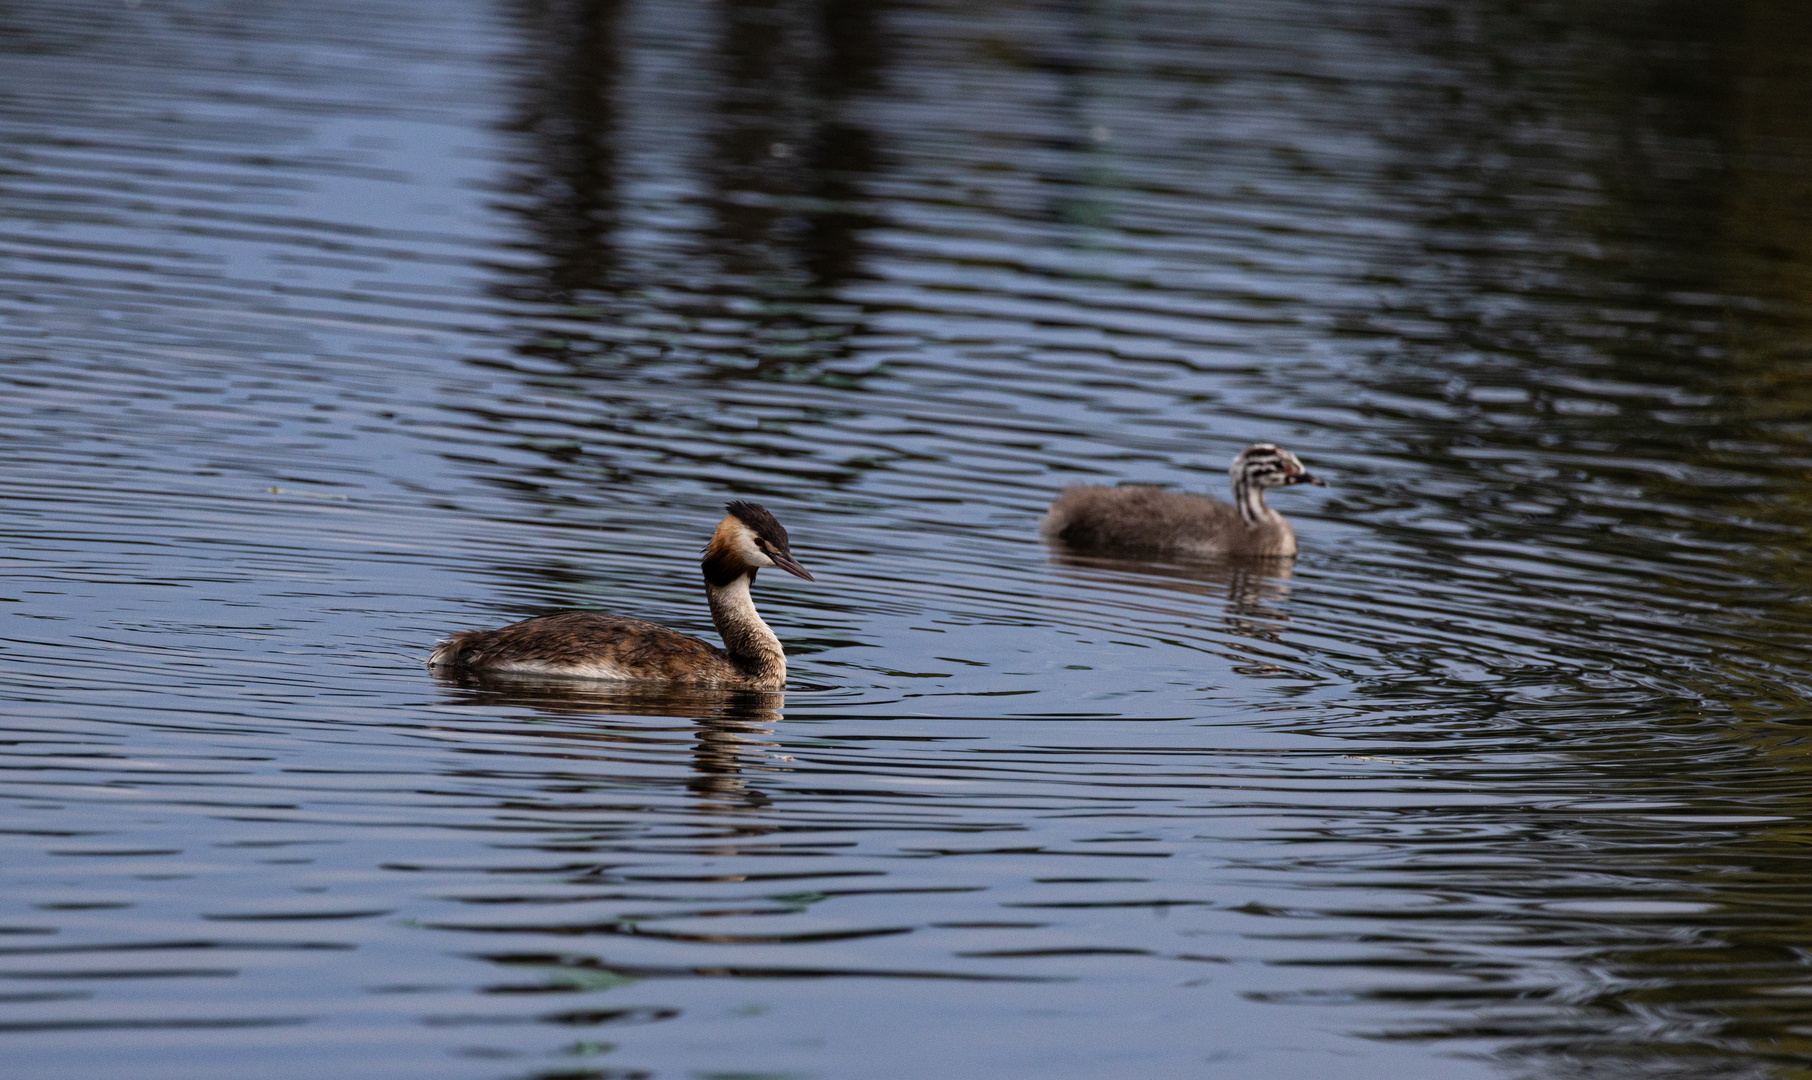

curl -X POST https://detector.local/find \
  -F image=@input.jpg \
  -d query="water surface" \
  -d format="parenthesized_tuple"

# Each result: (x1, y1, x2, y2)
(5, 1, 1812, 1077)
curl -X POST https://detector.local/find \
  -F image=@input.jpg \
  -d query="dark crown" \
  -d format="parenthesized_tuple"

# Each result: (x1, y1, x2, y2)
(1235, 444, 1287, 467)
(726, 500, 791, 550)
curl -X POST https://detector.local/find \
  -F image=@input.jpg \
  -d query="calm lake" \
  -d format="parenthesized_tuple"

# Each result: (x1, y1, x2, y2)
(5, 1, 1812, 1077)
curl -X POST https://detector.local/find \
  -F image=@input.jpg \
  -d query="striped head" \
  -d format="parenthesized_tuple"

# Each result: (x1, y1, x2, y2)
(1231, 443, 1323, 490)
(1229, 443, 1324, 524)
(702, 501, 816, 587)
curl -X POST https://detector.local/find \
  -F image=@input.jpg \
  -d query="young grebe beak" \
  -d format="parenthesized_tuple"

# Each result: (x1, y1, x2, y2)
(1286, 471, 1327, 487)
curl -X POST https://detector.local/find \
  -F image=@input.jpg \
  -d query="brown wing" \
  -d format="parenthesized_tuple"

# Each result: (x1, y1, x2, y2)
(430, 610, 740, 683)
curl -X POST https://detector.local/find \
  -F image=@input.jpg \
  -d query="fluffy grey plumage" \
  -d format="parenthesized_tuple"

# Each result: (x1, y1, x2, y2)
(1041, 443, 1324, 558)
(430, 503, 814, 690)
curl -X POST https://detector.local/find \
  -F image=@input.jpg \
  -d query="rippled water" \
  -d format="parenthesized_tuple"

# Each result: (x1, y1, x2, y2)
(6, 0, 1812, 1077)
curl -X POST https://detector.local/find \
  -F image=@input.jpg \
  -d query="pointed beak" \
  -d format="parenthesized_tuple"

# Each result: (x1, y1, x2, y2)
(770, 550, 816, 582)
(1288, 471, 1327, 487)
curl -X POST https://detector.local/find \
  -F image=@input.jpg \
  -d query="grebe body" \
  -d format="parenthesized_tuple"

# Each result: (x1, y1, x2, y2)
(430, 502, 813, 690)
(1041, 443, 1324, 558)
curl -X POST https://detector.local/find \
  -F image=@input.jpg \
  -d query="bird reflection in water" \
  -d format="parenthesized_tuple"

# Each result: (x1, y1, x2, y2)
(431, 670, 788, 810)
(1046, 551, 1298, 676)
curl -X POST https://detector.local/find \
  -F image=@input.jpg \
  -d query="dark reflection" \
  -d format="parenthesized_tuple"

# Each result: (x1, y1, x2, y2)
(1038, 0, 1116, 230)
(456, 0, 896, 552)
(494, 0, 887, 314)
(434, 671, 786, 809)
(1288, 0, 1812, 720)
(1365, 0, 1812, 577)
(495, 0, 627, 307)
(1317, 0, 1812, 1071)
(1046, 550, 1300, 674)
(707, 0, 886, 291)
(1047, 549, 1292, 617)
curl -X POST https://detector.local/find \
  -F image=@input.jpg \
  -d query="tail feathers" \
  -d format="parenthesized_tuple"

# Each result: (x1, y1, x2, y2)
(427, 632, 474, 668)
(1039, 486, 1098, 541)
(1041, 485, 1137, 548)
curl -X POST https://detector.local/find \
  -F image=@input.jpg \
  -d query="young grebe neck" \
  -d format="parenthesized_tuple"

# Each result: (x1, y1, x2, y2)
(1232, 464, 1280, 527)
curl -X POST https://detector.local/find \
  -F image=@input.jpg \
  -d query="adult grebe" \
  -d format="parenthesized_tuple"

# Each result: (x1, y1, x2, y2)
(1040, 443, 1325, 558)
(429, 501, 814, 690)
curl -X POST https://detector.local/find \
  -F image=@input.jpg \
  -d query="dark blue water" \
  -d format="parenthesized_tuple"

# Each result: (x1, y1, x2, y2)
(6, 1, 1812, 1077)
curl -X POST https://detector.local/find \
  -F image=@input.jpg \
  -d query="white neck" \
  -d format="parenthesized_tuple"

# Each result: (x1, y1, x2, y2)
(705, 573, 786, 682)
(1231, 477, 1276, 527)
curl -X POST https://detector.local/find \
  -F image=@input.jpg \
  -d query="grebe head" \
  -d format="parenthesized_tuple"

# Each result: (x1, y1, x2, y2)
(1231, 443, 1325, 490)
(703, 501, 815, 586)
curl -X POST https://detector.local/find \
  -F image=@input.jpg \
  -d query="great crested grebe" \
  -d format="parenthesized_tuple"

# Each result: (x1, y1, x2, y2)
(1040, 442, 1326, 558)
(429, 501, 814, 690)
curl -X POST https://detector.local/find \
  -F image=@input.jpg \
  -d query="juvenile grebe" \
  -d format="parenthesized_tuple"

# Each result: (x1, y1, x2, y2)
(1041, 443, 1325, 558)
(429, 502, 814, 690)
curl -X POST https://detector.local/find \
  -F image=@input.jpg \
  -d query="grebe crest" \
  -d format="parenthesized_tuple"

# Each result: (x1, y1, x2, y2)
(430, 502, 815, 690)
(1041, 442, 1326, 558)
(703, 500, 812, 585)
